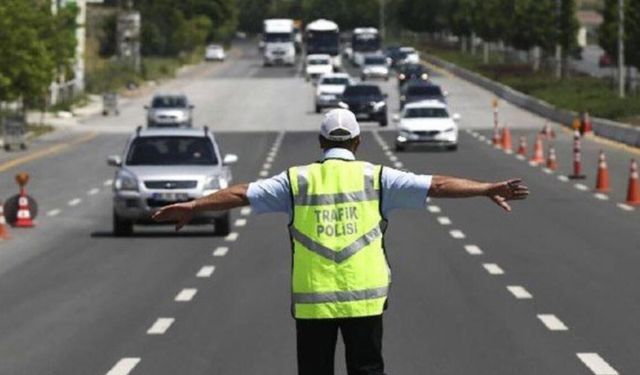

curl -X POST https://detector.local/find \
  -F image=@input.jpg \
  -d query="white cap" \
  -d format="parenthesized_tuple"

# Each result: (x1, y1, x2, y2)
(320, 109, 361, 141)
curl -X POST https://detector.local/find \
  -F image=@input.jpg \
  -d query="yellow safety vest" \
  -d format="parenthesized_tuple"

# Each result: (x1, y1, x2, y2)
(288, 159, 390, 319)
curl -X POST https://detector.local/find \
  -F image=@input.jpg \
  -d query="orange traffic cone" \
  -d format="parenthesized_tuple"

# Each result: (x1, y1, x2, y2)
(516, 136, 527, 156)
(501, 125, 512, 152)
(546, 146, 558, 170)
(15, 191, 34, 228)
(626, 159, 640, 205)
(595, 151, 610, 193)
(529, 135, 544, 164)
(0, 204, 10, 239)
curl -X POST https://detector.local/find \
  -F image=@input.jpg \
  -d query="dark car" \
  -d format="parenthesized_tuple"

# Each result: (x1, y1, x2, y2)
(340, 84, 388, 126)
(397, 63, 429, 88)
(400, 82, 446, 109)
(384, 45, 404, 67)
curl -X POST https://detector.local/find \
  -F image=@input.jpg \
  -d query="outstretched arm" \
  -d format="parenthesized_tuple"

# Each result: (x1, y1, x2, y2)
(152, 184, 250, 230)
(428, 175, 529, 212)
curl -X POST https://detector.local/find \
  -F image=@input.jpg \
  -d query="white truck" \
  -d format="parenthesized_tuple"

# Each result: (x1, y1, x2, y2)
(263, 19, 296, 66)
(305, 19, 341, 71)
(352, 27, 381, 67)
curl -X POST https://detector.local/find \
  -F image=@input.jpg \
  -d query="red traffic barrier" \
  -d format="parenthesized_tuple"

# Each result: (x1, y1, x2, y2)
(568, 130, 586, 179)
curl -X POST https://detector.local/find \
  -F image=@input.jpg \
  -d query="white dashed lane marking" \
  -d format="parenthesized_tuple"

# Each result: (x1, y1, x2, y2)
(515, 154, 526, 161)
(240, 207, 252, 216)
(437, 216, 452, 225)
(262, 163, 272, 170)
(146, 318, 175, 335)
(593, 193, 609, 201)
(259, 170, 269, 177)
(558, 175, 569, 182)
(106, 358, 141, 375)
(388, 155, 398, 162)
(174, 288, 197, 302)
(266, 156, 274, 163)
(449, 230, 466, 239)
(103, 179, 113, 187)
(482, 263, 504, 275)
(88, 188, 100, 195)
(47, 209, 61, 217)
(542, 168, 553, 174)
(574, 183, 589, 191)
(393, 162, 403, 169)
(537, 314, 568, 331)
(577, 353, 619, 375)
(234, 218, 247, 227)
(507, 285, 533, 299)
(213, 246, 229, 257)
(196, 265, 216, 278)
(617, 203, 635, 211)
(225, 232, 239, 242)
(464, 245, 483, 255)
(427, 205, 441, 213)
(68, 198, 82, 206)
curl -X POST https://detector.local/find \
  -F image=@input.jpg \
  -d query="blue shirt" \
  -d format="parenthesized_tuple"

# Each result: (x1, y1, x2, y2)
(246, 148, 432, 218)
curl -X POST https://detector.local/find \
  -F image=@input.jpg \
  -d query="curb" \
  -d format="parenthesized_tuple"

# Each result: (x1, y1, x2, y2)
(422, 54, 640, 148)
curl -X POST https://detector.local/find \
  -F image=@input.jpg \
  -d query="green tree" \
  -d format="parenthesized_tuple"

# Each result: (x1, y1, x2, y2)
(558, 0, 580, 75)
(599, 0, 640, 70)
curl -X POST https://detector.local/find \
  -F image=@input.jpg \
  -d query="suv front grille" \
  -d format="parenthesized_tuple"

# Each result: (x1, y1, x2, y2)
(414, 131, 440, 137)
(144, 180, 198, 189)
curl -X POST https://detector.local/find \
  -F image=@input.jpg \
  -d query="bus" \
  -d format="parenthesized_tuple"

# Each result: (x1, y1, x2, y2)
(352, 27, 381, 66)
(305, 19, 341, 71)
(263, 19, 296, 66)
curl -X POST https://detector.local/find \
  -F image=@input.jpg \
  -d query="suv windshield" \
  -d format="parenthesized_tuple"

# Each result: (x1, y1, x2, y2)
(407, 86, 442, 96)
(364, 57, 386, 65)
(405, 107, 449, 118)
(126, 136, 217, 166)
(343, 85, 381, 97)
(401, 64, 425, 74)
(309, 58, 329, 65)
(265, 33, 292, 43)
(321, 77, 349, 85)
(151, 96, 187, 108)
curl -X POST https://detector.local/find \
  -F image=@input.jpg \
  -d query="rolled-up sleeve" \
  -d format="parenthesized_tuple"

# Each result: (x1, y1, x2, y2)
(246, 171, 292, 215)
(381, 167, 432, 215)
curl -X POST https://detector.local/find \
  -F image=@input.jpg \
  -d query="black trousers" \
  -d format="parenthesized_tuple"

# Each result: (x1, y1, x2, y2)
(296, 315, 386, 375)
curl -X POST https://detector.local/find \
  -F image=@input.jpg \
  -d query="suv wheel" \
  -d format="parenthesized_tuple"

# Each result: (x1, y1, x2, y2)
(113, 210, 133, 236)
(215, 212, 231, 236)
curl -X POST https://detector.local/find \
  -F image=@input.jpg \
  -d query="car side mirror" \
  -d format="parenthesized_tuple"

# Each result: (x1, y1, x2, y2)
(393, 114, 401, 123)
(107, 155, 122, 167)
(453, 113, 461, 121)
(223, 154, 238, 165)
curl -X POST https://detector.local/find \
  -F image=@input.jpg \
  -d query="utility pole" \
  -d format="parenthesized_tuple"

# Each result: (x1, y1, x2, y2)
(379, 0, 386, 39)
(555, 0, 563, 79)
(618, 0, 625, 98)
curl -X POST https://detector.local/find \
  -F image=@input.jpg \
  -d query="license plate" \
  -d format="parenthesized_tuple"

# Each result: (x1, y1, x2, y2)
(153, 193, 189, 202)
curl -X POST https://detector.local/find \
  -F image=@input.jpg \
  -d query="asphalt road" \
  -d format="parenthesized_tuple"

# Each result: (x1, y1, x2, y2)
(0, 40, 638, 375)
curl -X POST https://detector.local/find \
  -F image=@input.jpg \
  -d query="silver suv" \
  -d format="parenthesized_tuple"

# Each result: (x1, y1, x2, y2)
(107, 127, 238, 236)
(145, 93, 194, 128)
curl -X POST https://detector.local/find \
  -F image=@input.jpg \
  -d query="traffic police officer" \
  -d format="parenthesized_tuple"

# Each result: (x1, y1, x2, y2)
(153, 109, 529, 375)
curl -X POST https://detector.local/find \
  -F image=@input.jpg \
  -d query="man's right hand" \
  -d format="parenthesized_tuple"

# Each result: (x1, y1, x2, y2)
(152, 201, 195, 231)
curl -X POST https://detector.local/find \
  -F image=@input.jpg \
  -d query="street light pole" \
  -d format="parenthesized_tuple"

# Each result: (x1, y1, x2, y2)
(618, 0, 625, 98)
(380, 0, 386, 39)
(555, 0, 563, 79)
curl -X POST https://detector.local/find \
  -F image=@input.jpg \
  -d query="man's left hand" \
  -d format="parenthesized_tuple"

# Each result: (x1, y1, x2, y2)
(486, 179, 529, 212)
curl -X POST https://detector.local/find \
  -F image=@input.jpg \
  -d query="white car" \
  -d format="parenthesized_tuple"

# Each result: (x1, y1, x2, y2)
(205, 44, 225, 61)
(399, 47, 420, 64)
(360, 54, 390, 81)
(314, 73, 354, 113)
(395, 100, 460, 151)
(305, 54, 333, 82)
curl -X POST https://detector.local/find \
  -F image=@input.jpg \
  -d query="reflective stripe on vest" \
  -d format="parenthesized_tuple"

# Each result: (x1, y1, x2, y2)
(289, 160, 390, 319)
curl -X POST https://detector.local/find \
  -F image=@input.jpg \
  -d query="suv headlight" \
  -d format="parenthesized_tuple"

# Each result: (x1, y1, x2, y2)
(204, 176, 228, 190)
(114, 170, 139, 191)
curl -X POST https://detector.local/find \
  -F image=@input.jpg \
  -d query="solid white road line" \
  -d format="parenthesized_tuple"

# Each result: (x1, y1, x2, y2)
(558, 175, 570, 182)
(507, 285, 533, 299)
(427, 205, 441, 213)
(103, 179, 113, 187)
(213, 246, 229, 257)
(234, 218, 247, 227)
(574, 183, 589, 191)
(47, 209, 61, 217)
(449, 230, 466, 239)
(106, 358, 141, 375)
(464, 245, 483, 255)
(147, 318, 175, 335)
(88, 188, 100, 195)
(68, 198, 82, 206)
(196, 265, 216, 278)
(537, 314, 568, 331)
(617, 203, 635, 211)
(175, 288, 197, 302)
(576, 353, 619, 375)
(437, 216, 452, 225)
(240, 207, 252, 216)
(482, 263, 504, 275)
(593, 193, 609, 201)
(225, 232, 239, 242)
